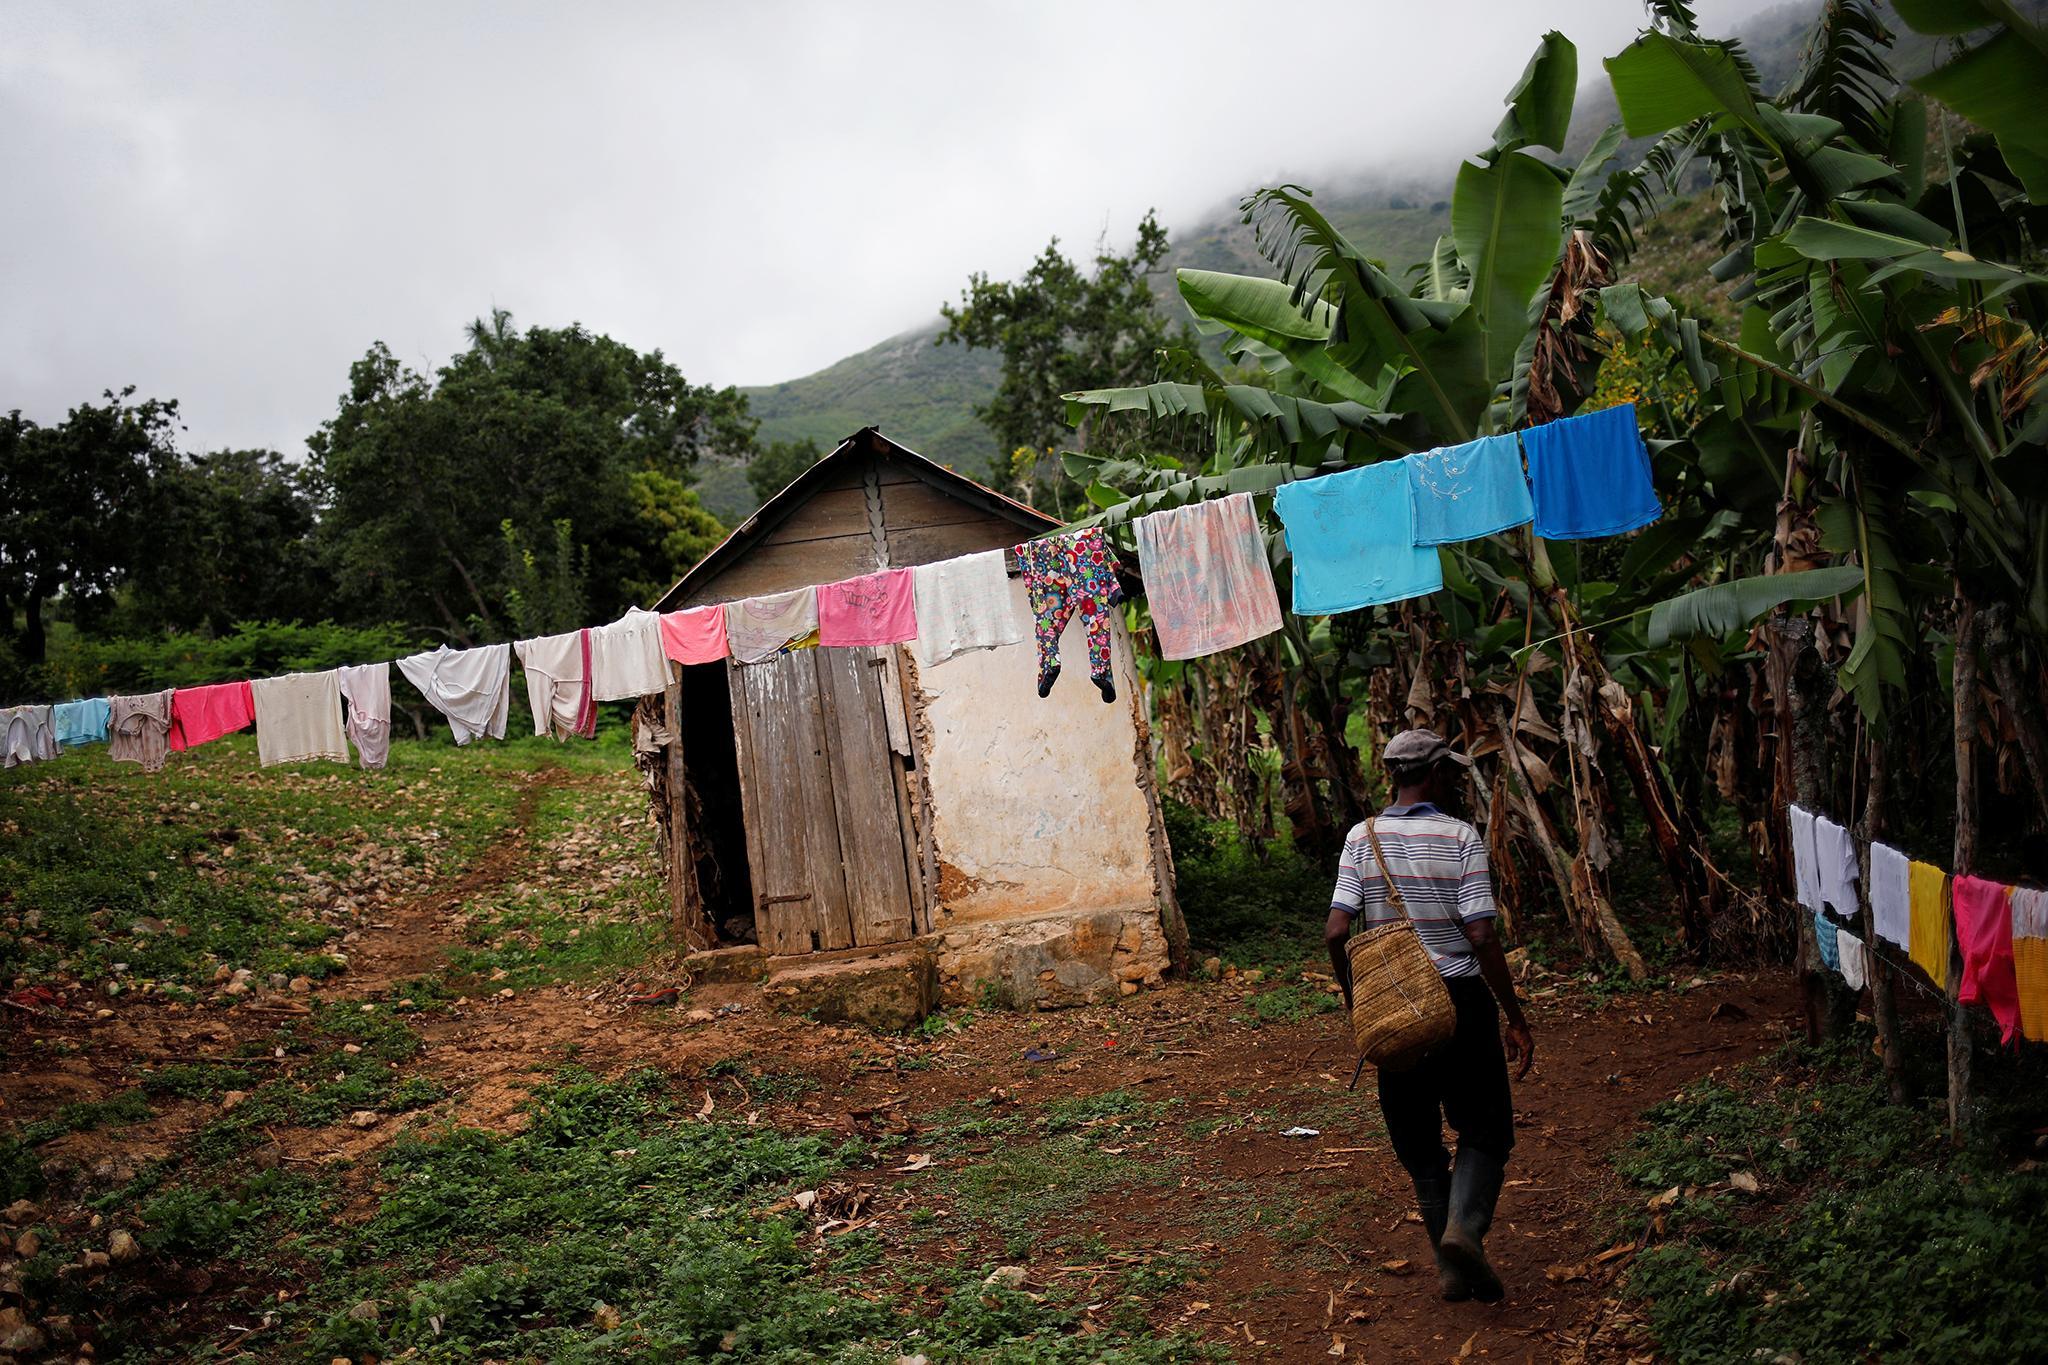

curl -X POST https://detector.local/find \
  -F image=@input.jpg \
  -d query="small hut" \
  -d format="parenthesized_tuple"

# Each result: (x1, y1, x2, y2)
(649, 428, 1185, 1023)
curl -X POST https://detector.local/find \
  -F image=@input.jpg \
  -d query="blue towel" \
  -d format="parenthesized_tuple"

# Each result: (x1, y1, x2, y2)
(1406, 433, 1535, 546)
(1273, 461, 1444, 614)
(1814, 908, 1842, 972)
(1523, 402, 1663, 540)
(52, 697, 111, 747)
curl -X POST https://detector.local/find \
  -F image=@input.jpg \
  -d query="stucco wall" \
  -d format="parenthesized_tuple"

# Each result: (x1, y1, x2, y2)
(911, 578, 1160, 928)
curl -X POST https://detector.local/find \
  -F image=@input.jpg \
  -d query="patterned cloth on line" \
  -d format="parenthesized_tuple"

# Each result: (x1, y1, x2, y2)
(1329, 801, 1497, 980)
(726, 587, 820, 665)
(108, 690, 175, 772)
(1405, 433, 1534, 546)
(1132, 493, 1283, 660)
(1272, 460, 1442, 614)
(819, 567, 918, 647)
(1015, 529, 1123, 701)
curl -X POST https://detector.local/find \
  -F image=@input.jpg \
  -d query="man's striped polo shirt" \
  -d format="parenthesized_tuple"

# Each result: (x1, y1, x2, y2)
(1330, 801, 1496, 979)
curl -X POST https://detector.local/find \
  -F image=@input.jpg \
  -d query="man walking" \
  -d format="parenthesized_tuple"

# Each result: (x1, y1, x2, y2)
(1325, 728, 1534, 1302)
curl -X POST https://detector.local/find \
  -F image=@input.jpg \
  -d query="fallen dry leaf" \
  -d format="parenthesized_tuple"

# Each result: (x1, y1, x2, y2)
(895, 1153, 933, 1173)
(1729, 1170, 1760, 1194)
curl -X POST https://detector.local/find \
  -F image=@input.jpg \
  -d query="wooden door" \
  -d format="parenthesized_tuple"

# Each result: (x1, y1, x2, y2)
(729, 647, 916, 954)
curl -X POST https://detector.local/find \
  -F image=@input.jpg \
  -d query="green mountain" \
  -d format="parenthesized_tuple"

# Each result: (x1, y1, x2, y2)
(732, 0, 1997, 509)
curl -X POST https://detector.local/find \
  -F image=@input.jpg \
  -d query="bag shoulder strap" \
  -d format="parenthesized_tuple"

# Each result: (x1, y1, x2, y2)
(1363, 816, 1413, 922)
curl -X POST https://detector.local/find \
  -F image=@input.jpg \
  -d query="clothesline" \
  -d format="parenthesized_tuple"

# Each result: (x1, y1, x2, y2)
(0, 401, 1661, 770)
(1789, 801, 2047, 1047)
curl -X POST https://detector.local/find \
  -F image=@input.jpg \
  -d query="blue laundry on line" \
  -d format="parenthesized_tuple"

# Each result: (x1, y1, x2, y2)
(52, 697, 111, 747)
(1273, 460, 1443, 614)
(1523, 401, 1663, 540)
(1406, 432, 1534, 546)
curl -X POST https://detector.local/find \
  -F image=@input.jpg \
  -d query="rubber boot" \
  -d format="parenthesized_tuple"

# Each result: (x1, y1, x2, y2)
(1412, 1172, 1466, 1301)
(1439, 1146, 1506, 1303)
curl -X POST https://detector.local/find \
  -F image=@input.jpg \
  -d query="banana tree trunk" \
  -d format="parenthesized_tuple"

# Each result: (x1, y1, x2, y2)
(1980, 604, 2048, 838)
(1591, 674, 1722, 957)
(1857, 731, 1910, 1106)
(1948, 598, 1980, 1140)
(1555, 598, 1650, 979)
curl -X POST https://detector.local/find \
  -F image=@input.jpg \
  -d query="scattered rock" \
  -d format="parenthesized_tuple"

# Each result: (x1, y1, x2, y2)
(78, 1250, 110, 1271)
(498, 988, 516, 1000)
(14, 1231, 39, 1257)
(348, 1111, 380, 1129)
(268, 974, 290, 991)
(107, 1230, 138, 1263)
(684, 1008, 715, 1023)
(4, 1200, 38, 1224)
(591, 1302, 621, 1331)
(345, 1299, 379, 1323)
(1201, 956, 1222, 978)
(981, 1265, 1027, 1291)
(0, 1305, 45, 1354)
(222, 980, 250, 997)
(288, 976, 313, 994)
(221, 1090, 249, 1112)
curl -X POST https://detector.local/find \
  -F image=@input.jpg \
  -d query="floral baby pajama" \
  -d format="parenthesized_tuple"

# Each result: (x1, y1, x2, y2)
(1014, 528, 1123, 703)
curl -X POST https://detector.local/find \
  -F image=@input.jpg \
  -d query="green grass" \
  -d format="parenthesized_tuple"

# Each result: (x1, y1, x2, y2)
(1615, 1037, 2048, 1363)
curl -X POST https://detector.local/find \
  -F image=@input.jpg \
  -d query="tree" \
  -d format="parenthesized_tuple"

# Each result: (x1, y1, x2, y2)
(939, 211, 1199, 512)
(308, 310, 755, 641)
(0, 388, 181, 665)
(747, 437, 822, 503)
(616, 468, 727, 607)
(115, 448, 325, 637)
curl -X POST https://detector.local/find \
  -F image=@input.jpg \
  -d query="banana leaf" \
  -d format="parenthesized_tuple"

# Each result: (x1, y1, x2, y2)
(1452, 151, 1566, 383)
(1644, 566, 1866, 645)
(1493, 30, 1577, 154)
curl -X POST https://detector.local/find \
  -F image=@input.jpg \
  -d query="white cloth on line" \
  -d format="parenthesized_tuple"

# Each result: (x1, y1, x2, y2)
(515, 630, 591, 737)
(2014, 885, 2048, 941)
(1813, 814, 1860, 920)
(1, 705, 55, 767)
(726, 587, 820, 665)
(0, 705, 57, 768)
(910, 551, 1027, 667)
(396, 643, 511, 746)
(1838, 928, 1868, 990)
(589, 607, 670, 701)
(1787, 804, 1822, 912)
(1869, 840, 1912, 949)
(249, 671, 350, 767)
(337, 662, 392, 770)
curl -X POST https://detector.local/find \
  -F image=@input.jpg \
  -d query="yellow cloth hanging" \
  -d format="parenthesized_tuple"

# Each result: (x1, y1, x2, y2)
(1907, 860, 1951, 991)
(2011, 887, 2048, 1045)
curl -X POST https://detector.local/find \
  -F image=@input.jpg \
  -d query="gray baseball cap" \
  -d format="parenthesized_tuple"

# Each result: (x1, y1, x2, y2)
(1383, 728, 1473, 768)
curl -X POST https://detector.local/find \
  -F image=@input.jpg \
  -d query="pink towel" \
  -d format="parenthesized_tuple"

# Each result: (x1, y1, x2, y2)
(1953, 874, 2022, 1045)
(660, 604, 730, 664)
(169, 680, 256, 752)
(818, 568, 918, 646)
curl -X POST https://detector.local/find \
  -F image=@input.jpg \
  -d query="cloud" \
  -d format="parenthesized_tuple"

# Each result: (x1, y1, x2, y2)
(1, 0, 1789, 455)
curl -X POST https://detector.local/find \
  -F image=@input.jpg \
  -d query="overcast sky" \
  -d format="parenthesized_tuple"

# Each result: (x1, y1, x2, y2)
(3, 1, 1787, 456)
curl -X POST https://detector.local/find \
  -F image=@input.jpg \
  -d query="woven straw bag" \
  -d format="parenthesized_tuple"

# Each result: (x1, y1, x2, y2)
(1346, 818, 1457, 1070)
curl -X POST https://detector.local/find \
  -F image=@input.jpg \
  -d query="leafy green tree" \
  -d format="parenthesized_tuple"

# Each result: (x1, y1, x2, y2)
(617, 468, 727, 607)
(940, 211, 1198, 511)
(0, 388, 181, 665)
(116, 448, 325, 637)
(747, 437, 822, 503)
(309, 310, 755, 641)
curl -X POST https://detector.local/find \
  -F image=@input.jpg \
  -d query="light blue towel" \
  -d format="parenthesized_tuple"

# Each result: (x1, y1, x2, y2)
(1523, 402, 1663, 540)
(1814, 908, 1842, 972)
(1406, 433, 1535, 546)
(1273, 461, 1444, 614)
(52, 697, 111, 747)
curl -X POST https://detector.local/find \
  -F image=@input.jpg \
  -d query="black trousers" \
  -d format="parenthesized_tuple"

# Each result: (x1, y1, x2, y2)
(1376, 975, 1515, 1178)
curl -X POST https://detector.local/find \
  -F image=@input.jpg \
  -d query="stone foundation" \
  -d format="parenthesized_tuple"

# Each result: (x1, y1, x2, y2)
(763, 946, 938, 1032)
(926, 904, 1171, 1009)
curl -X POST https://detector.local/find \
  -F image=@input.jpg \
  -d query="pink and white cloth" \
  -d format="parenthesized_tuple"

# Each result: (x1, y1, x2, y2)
(1132, 493, 1283, 660)
(819, 568, 918, 646)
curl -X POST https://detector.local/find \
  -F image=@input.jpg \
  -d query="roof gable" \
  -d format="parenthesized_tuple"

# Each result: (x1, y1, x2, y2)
(654, 427, 1061, 611)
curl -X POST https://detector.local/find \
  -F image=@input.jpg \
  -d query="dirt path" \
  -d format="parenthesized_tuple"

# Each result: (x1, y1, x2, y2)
(4, 755, 1800, 1362)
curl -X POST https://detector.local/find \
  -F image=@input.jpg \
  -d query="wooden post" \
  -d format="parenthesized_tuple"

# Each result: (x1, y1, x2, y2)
(1858, 732, 1909, 1105)
(1947, 599, 1979, 1139)
(664, 664, 714, 953)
